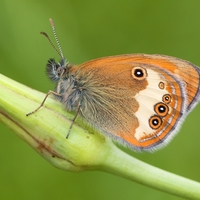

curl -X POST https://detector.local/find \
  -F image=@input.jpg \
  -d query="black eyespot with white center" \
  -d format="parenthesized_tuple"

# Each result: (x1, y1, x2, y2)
(135, 69, 143, 77)
(149, 115, 162, 129)
(162, 94, 171, 104)
(132, 67, 147, 80)
(154, 102, 169, 117)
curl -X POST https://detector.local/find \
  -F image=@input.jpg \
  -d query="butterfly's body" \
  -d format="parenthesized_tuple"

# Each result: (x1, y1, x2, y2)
(46, 54, 200, 151)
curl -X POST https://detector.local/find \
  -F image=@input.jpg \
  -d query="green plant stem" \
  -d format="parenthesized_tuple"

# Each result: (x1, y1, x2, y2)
(0, 73, 200, 199)
(101, 147, 200, 199)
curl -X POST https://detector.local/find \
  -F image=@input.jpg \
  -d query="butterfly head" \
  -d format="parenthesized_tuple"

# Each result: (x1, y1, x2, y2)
(41, 19, 73, 82)
(46, 57, 71, 82)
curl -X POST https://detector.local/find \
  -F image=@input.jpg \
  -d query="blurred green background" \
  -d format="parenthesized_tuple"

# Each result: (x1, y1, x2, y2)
(1, 0, 200, 200)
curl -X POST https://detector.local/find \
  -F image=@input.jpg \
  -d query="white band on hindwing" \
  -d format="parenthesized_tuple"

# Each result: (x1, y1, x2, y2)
(134, 68, 186, 143)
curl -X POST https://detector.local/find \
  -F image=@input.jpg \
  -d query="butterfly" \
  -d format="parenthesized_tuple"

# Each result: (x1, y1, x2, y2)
(27, 19, 200, 152)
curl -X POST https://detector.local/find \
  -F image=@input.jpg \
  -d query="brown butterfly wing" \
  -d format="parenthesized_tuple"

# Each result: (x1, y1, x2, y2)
(71, 54, 200, 151)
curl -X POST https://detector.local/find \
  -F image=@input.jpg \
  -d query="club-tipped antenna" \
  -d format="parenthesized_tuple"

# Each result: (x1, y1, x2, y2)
(40, 18, 64, 59)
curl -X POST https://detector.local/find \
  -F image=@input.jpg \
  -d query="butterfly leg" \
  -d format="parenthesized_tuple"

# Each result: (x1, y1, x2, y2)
(66, 104, 81, 138)
(26, 90, 62, 116)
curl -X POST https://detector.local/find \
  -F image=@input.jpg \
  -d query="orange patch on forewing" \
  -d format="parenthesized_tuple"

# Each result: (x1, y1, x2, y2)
(79, 54, 200, 108)
(78, 54, 200, 103)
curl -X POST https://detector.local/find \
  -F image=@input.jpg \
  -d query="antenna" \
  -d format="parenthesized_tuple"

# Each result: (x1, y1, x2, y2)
(40, 18, 64, 59)
(49, 18, 64, 59)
